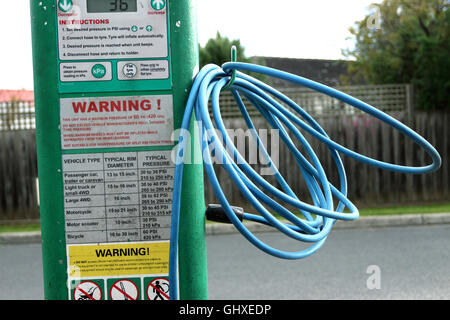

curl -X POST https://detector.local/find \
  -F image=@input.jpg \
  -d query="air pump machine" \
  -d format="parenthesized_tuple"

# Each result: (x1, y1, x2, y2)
(31, 0, 206, 300)
(30, 0, 441, 300)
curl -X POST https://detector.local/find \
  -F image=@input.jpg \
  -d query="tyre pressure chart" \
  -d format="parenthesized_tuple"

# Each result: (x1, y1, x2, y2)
(63, 150, 174, 244)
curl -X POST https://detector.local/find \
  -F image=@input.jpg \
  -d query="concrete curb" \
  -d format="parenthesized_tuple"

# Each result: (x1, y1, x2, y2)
(0, 231, 42, 245)
(1, 213, 449, 244)
(206, 212, 450, 236)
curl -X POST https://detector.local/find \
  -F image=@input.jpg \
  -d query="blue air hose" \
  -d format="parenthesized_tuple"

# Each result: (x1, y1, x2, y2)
(169, 62, 441, 299)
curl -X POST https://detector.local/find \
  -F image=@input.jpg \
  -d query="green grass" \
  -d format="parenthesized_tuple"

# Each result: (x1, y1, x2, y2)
(358, 203, 450, 216)
(1, 203, 450, 232)
(0, 223, 41, 234)
(204, 202, 450, 224)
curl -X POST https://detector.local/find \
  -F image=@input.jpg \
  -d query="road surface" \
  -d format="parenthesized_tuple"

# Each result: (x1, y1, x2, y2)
(0, 225, 449, 299)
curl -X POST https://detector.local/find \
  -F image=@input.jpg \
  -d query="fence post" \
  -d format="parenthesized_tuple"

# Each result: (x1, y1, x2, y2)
(405, 84, 415, 127)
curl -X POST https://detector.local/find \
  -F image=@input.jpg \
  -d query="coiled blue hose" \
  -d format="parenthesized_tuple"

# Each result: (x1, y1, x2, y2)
(169, 62, 441, 299)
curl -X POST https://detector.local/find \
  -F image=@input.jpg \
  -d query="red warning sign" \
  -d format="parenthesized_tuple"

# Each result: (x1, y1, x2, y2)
(146, 278, 170, 300)
(109, 279, 139, 300)
(60, 95, 174, 150)
(73, 281, 102, 300)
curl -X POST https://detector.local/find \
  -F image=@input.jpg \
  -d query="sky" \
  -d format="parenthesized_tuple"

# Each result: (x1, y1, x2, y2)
(0, 0, 381, 90)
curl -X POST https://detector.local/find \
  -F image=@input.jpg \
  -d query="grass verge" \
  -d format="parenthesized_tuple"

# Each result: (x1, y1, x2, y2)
(1, 203, 449, 232)
(358, 203, 450, 216)
(0, 223, 41, 234)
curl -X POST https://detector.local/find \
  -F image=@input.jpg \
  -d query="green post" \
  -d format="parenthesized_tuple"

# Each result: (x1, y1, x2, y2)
(170, 0, 208, 300)
(30, 0, 207, 300)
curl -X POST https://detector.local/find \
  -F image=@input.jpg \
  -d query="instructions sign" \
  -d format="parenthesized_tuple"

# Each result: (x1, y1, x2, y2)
(55, 0, 172, 93)
(57, 0, 168, 60)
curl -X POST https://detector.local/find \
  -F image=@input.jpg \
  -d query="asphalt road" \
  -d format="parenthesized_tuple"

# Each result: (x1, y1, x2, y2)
(0, 225, 449, 300)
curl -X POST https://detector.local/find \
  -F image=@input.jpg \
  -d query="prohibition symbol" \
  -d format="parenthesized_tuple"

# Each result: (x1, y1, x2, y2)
(110, 279, 139, 300)
(73, 281, 102, 300)
(146, 278, 170, 300)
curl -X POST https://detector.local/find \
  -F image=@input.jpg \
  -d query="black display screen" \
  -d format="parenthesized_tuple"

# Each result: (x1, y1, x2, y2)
(86, 0, 137, 13)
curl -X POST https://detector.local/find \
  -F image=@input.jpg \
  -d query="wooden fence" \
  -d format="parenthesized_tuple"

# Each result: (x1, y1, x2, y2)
(204, 111, 449, 211)
(0, 84, 448, 221)
(213, 83, 414, 119)
(0, 101, 35, 131)
(0, 130, 38, 221)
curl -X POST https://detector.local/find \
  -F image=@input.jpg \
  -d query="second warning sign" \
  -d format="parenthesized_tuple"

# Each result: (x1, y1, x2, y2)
(68, 242, 170, 278)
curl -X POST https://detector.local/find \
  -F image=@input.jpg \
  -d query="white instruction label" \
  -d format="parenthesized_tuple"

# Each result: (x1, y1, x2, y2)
(117, 60, 169, 81)
(63, 150, 174, 244)
(57, 0, 168, 61)
(60, 62, 113, 82)
(60, 95, 174, 150)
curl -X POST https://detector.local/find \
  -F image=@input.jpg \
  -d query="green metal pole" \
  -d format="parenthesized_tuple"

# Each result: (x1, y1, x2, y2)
(30, 0, 207, 300)
(30, 0, 67, 300)
(169, 0, 208, 300)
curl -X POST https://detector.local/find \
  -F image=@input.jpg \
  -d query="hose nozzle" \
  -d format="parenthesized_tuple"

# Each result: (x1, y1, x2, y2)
(205, 204, 244, 224)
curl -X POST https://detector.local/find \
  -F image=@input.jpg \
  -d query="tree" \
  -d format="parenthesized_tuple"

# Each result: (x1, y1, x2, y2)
(199, 32, 251, 69)
(343, 0, 449, 110)
(198, 32, 267, 84)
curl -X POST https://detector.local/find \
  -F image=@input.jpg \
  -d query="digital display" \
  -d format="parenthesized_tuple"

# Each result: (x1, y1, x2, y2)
(87, 0, 137, 13)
